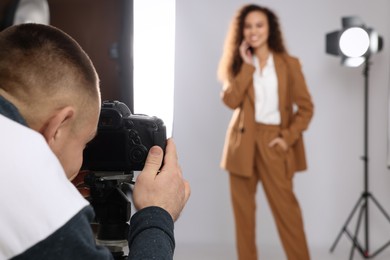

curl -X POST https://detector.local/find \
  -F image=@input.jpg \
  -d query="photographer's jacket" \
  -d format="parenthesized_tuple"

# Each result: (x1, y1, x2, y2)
(0, 96, 175, 260)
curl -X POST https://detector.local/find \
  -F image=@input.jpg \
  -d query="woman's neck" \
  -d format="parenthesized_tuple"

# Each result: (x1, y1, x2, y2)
(254, 46, 270, 62)
(254, 46, 271, 71)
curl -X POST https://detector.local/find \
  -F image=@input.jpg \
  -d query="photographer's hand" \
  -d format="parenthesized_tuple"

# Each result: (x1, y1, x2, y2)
(133, 138, 191, 221)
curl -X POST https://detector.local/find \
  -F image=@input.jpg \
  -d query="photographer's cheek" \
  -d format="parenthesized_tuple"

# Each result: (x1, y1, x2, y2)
(58, 141, 85, 181)
(57, 128, 98, 181)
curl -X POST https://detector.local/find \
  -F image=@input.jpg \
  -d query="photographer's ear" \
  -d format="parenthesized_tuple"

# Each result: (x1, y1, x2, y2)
(41, 106, 75, 146)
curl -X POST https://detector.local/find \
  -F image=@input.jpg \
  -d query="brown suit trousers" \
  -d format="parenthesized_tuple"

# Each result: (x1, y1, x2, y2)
(229, 124, 310, 260)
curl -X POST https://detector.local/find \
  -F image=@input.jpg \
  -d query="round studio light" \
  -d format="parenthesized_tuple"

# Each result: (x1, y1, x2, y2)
(326, 16, 384, 67)
(339, 27, 369, 58)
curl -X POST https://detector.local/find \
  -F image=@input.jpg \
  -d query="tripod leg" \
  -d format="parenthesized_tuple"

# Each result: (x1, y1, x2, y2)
(365, 194, 390, 258)
(349, 202, 366, 260)
(368, 194, 390, 222)
(330, 196, 364, 252)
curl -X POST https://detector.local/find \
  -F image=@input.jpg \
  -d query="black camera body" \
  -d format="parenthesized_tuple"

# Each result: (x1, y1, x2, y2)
(83, 100, 167, 172)
(81, 101, 167, 258)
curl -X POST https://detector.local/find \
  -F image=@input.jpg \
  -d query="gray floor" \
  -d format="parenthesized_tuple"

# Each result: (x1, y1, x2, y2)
(173, 243, 390, 260)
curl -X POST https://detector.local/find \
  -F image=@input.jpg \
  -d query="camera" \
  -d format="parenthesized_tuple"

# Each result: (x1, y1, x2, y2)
(82, 100, 167, 172)
(80, 100, 167, 259)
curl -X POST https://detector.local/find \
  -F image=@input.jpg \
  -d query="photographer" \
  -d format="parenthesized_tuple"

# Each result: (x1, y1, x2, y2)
(0, 23, 190, 260)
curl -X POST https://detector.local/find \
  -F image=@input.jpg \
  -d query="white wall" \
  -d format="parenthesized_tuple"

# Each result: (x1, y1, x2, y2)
(173, 0, 390, 255)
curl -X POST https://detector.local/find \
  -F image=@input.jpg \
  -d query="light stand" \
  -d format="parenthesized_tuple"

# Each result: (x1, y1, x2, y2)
(329, 56, 390, 259)
(326, 16, 390, 259)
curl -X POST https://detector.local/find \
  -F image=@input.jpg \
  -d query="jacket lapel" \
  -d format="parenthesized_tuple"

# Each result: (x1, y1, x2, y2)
(274, 53, 288, 127)
(248, 75, 255, 107)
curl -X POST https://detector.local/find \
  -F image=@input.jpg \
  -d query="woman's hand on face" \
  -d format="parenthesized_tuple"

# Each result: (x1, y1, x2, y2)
(239, 40, 253, 65)
(269, 137, 288, 151)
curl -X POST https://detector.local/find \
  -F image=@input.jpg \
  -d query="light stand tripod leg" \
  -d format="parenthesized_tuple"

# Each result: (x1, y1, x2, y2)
(349, 201, 366, 260)
(371, 240, 390, 258)
(330, 195, 364, 252)
(329, 57, 390, 259)
(364, 194, 390, 258)
(369, 194, 390, 222)
(331, 187, 390, 259)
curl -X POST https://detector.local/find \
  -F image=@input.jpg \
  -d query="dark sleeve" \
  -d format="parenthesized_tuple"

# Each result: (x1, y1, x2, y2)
(12, 206, 114, 260)
(11, 206, 175, 260)
(128, 206, 175, 260)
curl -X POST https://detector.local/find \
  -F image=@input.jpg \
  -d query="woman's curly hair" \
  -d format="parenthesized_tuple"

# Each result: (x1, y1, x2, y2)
(217, 4, 287, 82)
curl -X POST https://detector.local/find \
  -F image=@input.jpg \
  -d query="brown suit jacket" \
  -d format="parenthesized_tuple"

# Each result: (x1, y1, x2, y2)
(220, 53, 314, 178)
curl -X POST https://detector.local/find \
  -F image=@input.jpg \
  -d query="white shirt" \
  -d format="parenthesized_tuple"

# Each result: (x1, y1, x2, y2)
(253, 54, 281, 125)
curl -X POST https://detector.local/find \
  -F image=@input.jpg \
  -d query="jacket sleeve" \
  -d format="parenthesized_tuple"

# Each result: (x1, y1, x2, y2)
(11, 206, 175, 260)
(11, 206, 114, 260)
(128, 206, 175, 260)
(280, 58, 314, 146)
(221, 63, 255, 109)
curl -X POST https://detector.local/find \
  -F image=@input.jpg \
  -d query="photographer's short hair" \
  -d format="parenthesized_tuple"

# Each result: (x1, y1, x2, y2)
(0, 23, 100, 127)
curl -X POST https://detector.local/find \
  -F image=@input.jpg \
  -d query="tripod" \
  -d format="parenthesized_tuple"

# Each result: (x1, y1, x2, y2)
(330, 57, 390, 259)
(85, 172, 134, 260)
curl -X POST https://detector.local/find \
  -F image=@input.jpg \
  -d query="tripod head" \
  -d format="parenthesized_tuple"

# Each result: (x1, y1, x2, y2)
(84, 171, 134, 260)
